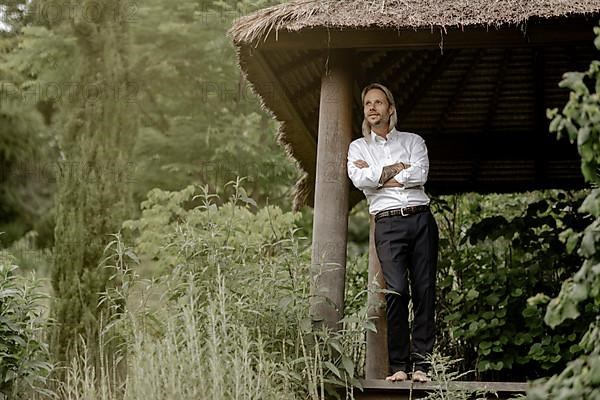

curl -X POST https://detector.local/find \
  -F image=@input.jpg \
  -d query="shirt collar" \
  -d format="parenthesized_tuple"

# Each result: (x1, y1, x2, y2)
(371, 127, 398, 143)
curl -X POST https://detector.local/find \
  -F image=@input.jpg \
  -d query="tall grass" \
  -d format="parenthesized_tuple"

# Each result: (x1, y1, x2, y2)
(54, 271, 298, 400)
(27, 181, 367, 400)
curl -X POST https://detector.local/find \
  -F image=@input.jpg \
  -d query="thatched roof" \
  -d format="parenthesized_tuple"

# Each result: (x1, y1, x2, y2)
(231, 0, 600, 45)
(230, 1, 600, 211)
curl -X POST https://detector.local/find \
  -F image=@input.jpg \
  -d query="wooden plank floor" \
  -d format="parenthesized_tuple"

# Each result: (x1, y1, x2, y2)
(355, 379, 528, 399)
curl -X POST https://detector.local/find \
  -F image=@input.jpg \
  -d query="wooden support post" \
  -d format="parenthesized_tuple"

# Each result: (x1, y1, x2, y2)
(366, 214, 389, 378)
(310, 50, 353, 330)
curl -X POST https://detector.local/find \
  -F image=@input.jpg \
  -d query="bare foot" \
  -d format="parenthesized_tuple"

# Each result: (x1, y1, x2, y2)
(385, 371, 408, 381)
(412, 370, 431, 382)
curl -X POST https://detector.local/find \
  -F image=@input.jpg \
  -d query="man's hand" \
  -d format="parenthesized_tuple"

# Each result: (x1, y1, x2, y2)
(353, 160, 369, 169)
(379, 162, 409, 185)
(352, 159, 407, 187)
(381, 179, 403, 188)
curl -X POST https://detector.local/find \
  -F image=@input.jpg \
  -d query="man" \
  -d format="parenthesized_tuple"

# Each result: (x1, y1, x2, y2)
(347, 83, 439, 383)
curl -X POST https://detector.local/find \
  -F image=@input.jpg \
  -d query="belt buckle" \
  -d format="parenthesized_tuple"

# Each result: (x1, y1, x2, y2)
(400, 207, 408, 217)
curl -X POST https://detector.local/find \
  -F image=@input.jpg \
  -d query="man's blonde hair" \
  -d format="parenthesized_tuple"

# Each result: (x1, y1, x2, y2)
(361, 83, 397, 140)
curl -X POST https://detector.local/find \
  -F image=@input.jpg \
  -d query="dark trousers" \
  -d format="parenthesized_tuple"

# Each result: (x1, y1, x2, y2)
(374, 210, 438, 373)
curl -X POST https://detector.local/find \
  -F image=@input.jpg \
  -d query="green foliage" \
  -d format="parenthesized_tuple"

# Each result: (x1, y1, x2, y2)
(127, 0, 298, 210)
(527, 24, 600, 400)
(0, 27, 55, 247)
(0, 0, 297, 252)
(133, 112, 299, 211)
(49, 0, 139, 368)
(425, 353, 489, 400)
(528, 320, 600, 400)
(123, 179, 299, 271)
(0, 254, 52, 399)
(345, 252, 369, 316)
(0, 0, 296, 251)
(0, 1, 83, 249)
(434, 191, 594, 379)
(544, 47, 600, 326)
(108, 182, 365, 399)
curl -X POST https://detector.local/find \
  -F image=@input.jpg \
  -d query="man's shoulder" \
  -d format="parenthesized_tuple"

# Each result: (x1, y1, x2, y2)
(349, 137, 369, 148)
(396, 131, 424, 141)
(397, 131, 425, 142)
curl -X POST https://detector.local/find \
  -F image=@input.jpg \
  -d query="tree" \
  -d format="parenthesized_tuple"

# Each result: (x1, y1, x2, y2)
(127, 0, 298, 209)
(0, 0, 55, 247)
(48, 0, 139, 368)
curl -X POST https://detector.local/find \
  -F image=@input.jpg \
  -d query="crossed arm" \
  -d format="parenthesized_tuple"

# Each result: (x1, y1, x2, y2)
(352, 160, 409, 188)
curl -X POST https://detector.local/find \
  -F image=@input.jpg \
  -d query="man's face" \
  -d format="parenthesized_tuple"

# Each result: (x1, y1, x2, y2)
(363, 88, 393, 128)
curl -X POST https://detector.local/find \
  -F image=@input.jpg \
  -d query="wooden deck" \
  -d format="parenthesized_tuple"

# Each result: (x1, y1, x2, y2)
(354, 379, 528, 399)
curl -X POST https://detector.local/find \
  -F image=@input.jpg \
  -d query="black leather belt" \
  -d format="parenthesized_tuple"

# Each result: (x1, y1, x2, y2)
(375, 205, 430, 222)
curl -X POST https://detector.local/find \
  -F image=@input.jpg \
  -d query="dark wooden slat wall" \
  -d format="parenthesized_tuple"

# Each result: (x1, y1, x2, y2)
(267, 42, 589, 198)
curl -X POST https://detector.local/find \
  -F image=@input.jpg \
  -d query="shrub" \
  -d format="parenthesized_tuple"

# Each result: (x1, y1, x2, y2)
(53, 180, 367, 400)
(527, 23, 600, 400)
(0, 253, 53, 399)
(434, 191, 594, 380)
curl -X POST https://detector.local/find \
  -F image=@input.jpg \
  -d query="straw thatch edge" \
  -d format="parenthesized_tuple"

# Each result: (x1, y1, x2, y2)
(229, 0, 600, 45)
(234, 44, 314, 211)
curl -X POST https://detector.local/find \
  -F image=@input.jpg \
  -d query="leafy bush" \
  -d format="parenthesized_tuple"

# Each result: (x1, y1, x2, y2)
(527, 24, 600, 400)
(434, 191, 594, 380)
(0, 253, 52, 399)
(53, 181, 367, 400)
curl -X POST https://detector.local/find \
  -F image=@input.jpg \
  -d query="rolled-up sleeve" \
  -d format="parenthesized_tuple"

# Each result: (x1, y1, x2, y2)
(347, 141, 383, 190)
(393, 137, 429, 188)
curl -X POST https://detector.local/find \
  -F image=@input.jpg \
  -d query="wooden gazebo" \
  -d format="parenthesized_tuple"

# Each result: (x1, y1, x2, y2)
(230, 0, 600, 396)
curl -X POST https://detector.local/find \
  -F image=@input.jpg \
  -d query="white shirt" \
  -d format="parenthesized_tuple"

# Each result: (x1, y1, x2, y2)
(347, 128, 430, 215)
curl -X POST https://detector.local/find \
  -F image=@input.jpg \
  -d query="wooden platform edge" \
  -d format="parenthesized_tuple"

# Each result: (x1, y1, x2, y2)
(358, 379, 529, 393)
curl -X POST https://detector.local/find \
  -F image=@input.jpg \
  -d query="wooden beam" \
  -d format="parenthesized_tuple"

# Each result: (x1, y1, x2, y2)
(361, 51, 388, 74)
(396, 50, 458, 123)
(390, 52, 433, 97)
(276, 50, 321, 75)
(471, 48, 512, 183)
(434, 50, 483, 133)
(252, 18, 597, 51)
(359, 379, 529, 391)
(366, 214, 389, 379)
(483, 49, 512, 129)
(425, 132, 576, 159)
(304, 50, 426, 102)
(283, 54, 327, 101)
(310, 49, 354, 330)
(296, 53, 360, 108)
(303, 51, 367, 136)
(367, 51, 413, 84)
(252, 50, 317, 153)
(427, 179, 584, 196)
(534, 47, 548, 187)
(355, 379, 529, 400)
